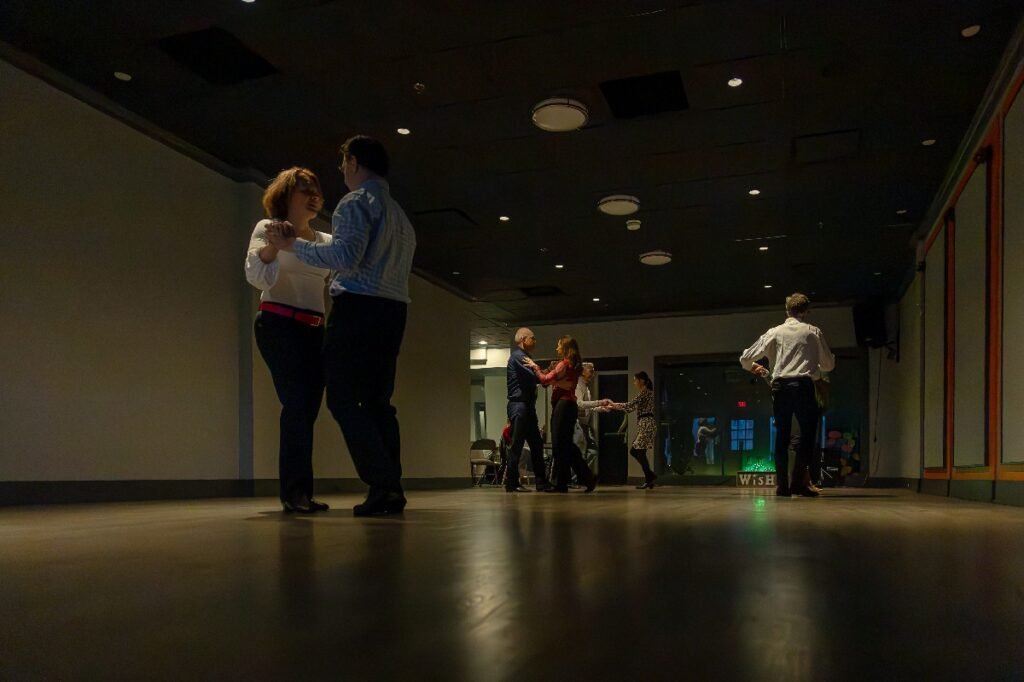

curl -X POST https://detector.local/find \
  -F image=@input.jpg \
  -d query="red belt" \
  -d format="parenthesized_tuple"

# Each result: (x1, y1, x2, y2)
(259, 302, 324, 327)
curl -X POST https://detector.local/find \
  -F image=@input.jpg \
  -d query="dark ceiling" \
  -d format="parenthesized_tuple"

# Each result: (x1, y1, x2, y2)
(2, 0, 1020, 335)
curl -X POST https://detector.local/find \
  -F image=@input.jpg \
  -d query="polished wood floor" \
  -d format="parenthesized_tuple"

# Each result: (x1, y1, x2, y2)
(2, 487, 1023, 681)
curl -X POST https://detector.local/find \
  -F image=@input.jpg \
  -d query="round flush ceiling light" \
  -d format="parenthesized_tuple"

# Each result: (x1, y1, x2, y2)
(961, 25, 981, 38)
(639, 250, 672, 266)
(626, 219, 642, 231)
(531, 98, 589, 132)
(921, 139, 937, 146)
(113, 71, 133, 81)
(728, 77, 743, 87)
(396, 128, 411, 135)
(748, 188, 761, 196)
(598, 194, 640, 216)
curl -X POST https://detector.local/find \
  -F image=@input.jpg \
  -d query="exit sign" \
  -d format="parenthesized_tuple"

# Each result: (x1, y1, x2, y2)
(737, 401, 747, 407)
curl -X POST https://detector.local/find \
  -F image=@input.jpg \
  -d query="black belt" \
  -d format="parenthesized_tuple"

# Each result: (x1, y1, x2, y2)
(771, 377, 813, 386)
(639, 413, 654, 419)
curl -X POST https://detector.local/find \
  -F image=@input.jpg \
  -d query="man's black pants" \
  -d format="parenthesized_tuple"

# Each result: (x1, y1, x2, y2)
(771, 377, 820, 491)
(324, 293, 407, 494)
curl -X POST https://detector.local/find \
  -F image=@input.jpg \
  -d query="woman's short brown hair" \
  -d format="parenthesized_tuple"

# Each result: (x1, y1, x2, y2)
(262, 167, 322, 220)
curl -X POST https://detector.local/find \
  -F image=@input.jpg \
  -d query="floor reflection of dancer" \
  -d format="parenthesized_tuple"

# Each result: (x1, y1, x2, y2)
(522, 336, 597, 493)
(695, 417, 720, 466)
(612, 371, 658, 490)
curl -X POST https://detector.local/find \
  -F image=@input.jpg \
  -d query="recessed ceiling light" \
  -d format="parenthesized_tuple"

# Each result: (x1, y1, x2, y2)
(241, 0, 255, 3)
(961, 25, 981, 38)
(598, 195, 640, 216)
(113, 71, 132, 81)
(499, 216, 510, 222)
(896, 209, 908, 215)
(396, 128, 411, 135)
(532, 97, 589, 132)
(413, 82, 426, 94)
(639, 250, 672, 266)
(592, 297, 601, 302)
(764, 284, 773, 289)
(539, 247, 549, 253)
(626, 219, 642, 231)
(555, 264, 565, 269)
(728, 77, 743, 87)
(748, 189, 761, 196)
(759, 246, 769, 252)
(452, 271, 460, 275)
(922, 139, 937, 146)
(874, 272, 882, 276)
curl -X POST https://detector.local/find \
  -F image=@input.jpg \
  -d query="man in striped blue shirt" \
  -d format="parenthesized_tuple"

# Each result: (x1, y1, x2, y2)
(269, 136, 416, 516)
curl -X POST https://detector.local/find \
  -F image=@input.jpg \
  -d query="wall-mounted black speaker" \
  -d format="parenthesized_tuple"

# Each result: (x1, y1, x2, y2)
(853, 302, 887, 348)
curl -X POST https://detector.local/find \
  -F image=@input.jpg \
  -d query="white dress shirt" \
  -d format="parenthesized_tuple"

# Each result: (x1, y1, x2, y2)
(739, 316, 836, 380)
(244, 220, 332, 313)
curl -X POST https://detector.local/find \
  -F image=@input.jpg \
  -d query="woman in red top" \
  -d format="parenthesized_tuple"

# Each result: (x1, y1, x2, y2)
(523, 336, 597, 493)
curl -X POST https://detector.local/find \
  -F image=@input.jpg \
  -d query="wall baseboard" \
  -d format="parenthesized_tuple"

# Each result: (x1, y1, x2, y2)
(950, 479, 995, 502)
(919, 479, 950, 497)
(863, 477, 919, 489)
(994, 481, 1024, 507)
(0, 478, 472, 506)
(649, 475, 736, 486)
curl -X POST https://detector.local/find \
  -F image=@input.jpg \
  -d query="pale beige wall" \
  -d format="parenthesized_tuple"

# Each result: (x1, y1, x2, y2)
(0, 59, 262, 481)
(0, 59, 472, 484)
(251, 276, 472, 481)
(869, 276, 923, 478)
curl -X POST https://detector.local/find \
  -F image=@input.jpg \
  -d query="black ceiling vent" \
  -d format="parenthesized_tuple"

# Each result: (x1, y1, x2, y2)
(158, 27, 277, 85)
(521, 285, 565, 298)
(412, 208, 478, 231)
(792, 130, 861, 165)
(599, 71, 689, 119)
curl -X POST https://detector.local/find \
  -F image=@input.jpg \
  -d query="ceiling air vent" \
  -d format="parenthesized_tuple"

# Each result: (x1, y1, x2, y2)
(412, 208, 478, 231)
(599, 71, 689, 119)
(159, 27, 277, 85)
(520, 285, 565, 298)
(792, 129, 861, 165)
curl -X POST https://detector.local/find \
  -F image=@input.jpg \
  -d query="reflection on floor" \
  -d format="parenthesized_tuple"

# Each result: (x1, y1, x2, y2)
(2, 487, 1023, 681)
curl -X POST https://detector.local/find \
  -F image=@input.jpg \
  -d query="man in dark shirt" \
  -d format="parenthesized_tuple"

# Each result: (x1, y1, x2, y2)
(505, 328, 552, 492)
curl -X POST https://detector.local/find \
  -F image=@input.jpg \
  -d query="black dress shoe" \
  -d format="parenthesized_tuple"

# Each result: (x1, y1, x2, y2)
(775, 486, 792, 497)
(506, 486, 531, 493)
(282, 498, 315, 514)
(543, 486, 569, 493)
(535, 483, 554, 492)
(308, 498, 330, 512)
(353, 491, 407, 517)
(584, 476, 598, 493)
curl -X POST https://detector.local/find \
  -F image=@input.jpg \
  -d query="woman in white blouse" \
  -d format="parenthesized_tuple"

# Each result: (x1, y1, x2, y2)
(245, 167, 332, 513)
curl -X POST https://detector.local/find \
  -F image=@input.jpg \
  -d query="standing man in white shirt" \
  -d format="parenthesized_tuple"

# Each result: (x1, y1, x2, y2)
(739, 293, 835, 497)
